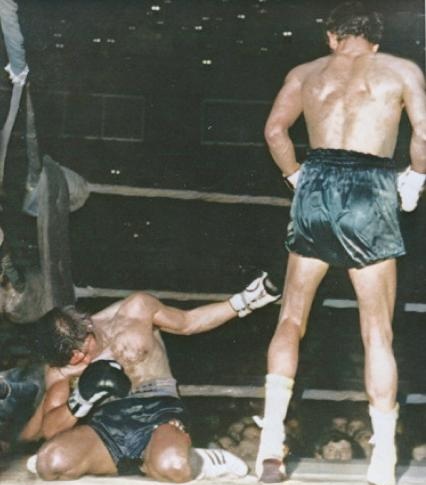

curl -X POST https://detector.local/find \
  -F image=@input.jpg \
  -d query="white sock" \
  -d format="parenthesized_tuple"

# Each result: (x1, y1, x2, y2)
(367, 404, 398, 485)
(26, 454, 38, 475)
(255, 374, 294, 477)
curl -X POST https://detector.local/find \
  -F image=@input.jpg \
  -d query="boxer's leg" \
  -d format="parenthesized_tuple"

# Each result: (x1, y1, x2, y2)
(142, 421, 192, 482)
(143, 420, 248, 481)
(35, 425, 117, 480)
(256, 253, 329, 482)
(151, 271, 280, 334)
(348, 258, 398, 485)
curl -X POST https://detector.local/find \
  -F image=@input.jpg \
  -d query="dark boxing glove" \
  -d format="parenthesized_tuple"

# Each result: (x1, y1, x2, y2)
(68, 360, 131, 418)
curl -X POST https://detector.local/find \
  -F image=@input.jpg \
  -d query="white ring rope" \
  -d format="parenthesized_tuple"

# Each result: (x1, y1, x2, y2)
(88, 183, 292, 207)
(75, 286, 235, 302)
(178, 386, 426, 403)
(75, 286, 426, 313)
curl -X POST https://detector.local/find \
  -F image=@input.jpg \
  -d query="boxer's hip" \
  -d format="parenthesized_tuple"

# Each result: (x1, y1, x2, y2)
(285, 148, 405, 268)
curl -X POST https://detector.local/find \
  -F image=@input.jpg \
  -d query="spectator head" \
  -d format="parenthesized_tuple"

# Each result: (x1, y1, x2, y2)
(412, 443, 426, 462)
(353, 428, 373, 458)
(314, 430, 353, 461)
(347, 417, 368, 436)
(331, 416, 348, 433)
(227, 421, 245, 441)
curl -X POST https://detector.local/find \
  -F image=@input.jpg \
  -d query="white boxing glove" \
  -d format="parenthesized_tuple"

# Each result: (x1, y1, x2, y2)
(282, 169, 300, 191)
(229, 271, 280, 317)
(397, 167, 426, 212)
(5, 63, 29, 86)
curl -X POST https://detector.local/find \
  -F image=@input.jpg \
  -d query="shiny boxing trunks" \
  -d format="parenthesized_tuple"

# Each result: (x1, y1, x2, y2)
(86, 378, 188, 475)
(286, 148, 406, 268)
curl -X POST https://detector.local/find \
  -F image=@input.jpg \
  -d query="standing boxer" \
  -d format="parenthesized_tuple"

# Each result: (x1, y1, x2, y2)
(30, 273, 279, 481)
(255, 2, 426, 485)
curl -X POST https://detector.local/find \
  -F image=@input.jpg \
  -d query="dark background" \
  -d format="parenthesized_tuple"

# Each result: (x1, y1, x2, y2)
(0, 1, 425, 417)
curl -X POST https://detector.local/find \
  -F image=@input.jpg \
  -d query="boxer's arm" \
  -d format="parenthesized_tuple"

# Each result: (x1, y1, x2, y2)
(41, 379, 78, 439)
(19, 378, 75, 441)
(264, 67, 303, 179)
(102, 291, 199, 335)
(39, 363, 88, 439)
(396, 60, 426, 211)
(153, 300, 237, 335)
(402, 60, 426, 174)
(111, 280, 278, 335)
(93, 287, 230, 336)
(18, 397, 46, 442)
(153, 273, 280, 334)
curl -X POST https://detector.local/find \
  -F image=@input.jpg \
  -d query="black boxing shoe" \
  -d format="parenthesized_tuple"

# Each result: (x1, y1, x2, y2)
(259, 459, 288, 483)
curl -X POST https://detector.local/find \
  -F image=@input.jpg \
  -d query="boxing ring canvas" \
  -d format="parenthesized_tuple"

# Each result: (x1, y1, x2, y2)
(0, 0, 425, 483)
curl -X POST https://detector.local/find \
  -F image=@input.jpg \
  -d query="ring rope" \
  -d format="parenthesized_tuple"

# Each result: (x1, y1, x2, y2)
(75, 286, 426, 313)
(178, 385, 425, 403)
(75, 286, 234, 302)
(88, 183, 292, 207)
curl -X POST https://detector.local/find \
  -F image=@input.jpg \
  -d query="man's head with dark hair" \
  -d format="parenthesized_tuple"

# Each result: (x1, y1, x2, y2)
(34, 306, 93, 367)
(314, 429, 355, 461)
(325, 2, 384, 44)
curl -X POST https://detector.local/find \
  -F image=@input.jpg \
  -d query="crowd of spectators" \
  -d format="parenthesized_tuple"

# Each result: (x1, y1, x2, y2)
(204, 400, 426, 465)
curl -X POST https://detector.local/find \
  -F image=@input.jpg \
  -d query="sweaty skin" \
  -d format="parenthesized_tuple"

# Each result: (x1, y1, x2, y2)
(36, 293, 237, 440)
(91, 294, 180, 384)
(30, 292, 256, 481)
(256, 28, 426, 485)
(265, 35, 426, 176)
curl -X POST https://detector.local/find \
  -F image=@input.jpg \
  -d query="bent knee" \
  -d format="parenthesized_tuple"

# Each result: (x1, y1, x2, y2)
(146, 449, 192, 483)
(36, 442, 80, 481)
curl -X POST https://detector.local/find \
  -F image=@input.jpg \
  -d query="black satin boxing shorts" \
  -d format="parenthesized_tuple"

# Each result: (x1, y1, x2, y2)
(285, 148, 406, 268)
(86, 393, 189, 475)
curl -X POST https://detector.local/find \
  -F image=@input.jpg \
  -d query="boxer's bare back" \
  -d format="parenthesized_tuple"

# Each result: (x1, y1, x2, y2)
(266, 35, 426, 175)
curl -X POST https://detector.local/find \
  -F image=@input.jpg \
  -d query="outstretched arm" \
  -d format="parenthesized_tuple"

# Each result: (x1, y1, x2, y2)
(105, 273, 280, 336)
(153, 300, 237, 335)
(264, 67, 304, 179)
(114, 291, 237, 336)
(153, 272, 280, 335)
